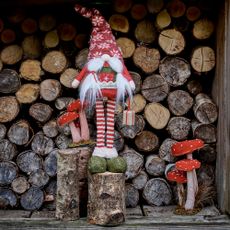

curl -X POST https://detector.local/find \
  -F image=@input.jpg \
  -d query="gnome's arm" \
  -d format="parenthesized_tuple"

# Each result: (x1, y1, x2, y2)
(72, 66, 88, 88)
(121, 65, 135, 91)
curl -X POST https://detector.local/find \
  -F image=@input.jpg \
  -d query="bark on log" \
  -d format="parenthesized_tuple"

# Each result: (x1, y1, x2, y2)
(44, 149, 58, 177)
(88, 172, 125, 226)
(0, 45, 23, 65)
(159, 138, 177, 162)
(167, 116, 191, 140)
(113, 0, 132, 13)
(55, 134, 72, 149)
(131, 4, 147, 21)
(128, 94, 146, 113)
(159, 28, 185, 55)
(0, 69, 21, 94)
(135, 130, 159, 152)
(197, 144, 216, 163)
(129, 71, 142, 94)
(167, 90, 194, 116)
(193, 93, 218, 124)
(16, 83, 40, 104)
(29, 103, 53, 123)
(186, 6, 201, 22)
(114, 130, 124, 152)
(120, 148, 144, 180)
(187, 80, 203, 95)
(133, 46, 160, 74)
(141, 74, 169, 102)
(147, 0, 164, 14)
(43, 120, 59, 138)
(55, 97, 75, 110)
(57, 23, 76, 41)
(44, 30, 59, 48)
(132, 170, 148, 190)
(109, 14, 129, 33)
(21, 18, 37, 34)
(60, 68, 79, 88)
(11, 176, 30, 194)
(135, 20, 156, 43)
(143, 178, 172, 206)
(0, 124, 7, 140)
(75, 48, 88, 70)
(28, 169, 49, 188)
(145, 155, 166, 176)
(16, 150, 43, 174)
(19, 60, 42, 81)
(0, 188, 17, 208)
(159, 56, 191, 86)
(144, 102, 170, 129)
(156, 9, 171, 30)
(0, 161, 18, 185)
(0, 96, 20, 123)
(125, 184, 139, 208)
(56, 148, 79, 220)
(193, 18, 214, 40)
(22, 35, 42, 59)
(116, 37, 135, 58)
(191, 46, 215, 72)
(39, 14, 56, 32)
(167, 0, 186, 18)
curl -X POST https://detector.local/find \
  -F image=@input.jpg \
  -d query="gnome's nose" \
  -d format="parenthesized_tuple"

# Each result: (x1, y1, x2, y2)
(101, 54, 110, 62)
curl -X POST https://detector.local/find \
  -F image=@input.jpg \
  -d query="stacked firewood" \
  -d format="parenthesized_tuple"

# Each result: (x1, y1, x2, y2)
(0, 0, 217, 211)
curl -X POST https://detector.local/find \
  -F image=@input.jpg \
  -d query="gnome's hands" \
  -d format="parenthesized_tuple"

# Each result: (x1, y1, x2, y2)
(129, 80, 135, 91)
(72, 79, 80, 88)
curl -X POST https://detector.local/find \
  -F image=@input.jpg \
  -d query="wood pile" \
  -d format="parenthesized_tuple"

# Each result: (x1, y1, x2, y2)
(0, 0, 217, 212)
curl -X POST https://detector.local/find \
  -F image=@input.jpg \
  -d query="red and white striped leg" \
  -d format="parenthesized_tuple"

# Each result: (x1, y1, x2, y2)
(96, 100, 105, 148)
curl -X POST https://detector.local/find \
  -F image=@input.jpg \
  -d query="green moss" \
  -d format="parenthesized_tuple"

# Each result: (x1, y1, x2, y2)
(107, 157, 127, 173)
(88, 156, 107, 174)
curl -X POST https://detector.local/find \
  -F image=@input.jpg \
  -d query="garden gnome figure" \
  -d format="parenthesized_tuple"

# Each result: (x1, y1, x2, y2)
(72, 5, 135, 159)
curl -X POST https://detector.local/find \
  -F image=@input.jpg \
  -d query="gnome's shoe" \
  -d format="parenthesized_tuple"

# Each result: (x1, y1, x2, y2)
(107, 156, 127, 173)
(88, 156, 107, 174)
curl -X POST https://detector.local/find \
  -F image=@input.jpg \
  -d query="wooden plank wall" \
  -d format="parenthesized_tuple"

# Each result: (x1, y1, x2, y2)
(212, 0, 230, 214)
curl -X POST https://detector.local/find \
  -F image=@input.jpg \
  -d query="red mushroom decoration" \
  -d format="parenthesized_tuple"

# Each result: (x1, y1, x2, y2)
(171, 139, 204, 211)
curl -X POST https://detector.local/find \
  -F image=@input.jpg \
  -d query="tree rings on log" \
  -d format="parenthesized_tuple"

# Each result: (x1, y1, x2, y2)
(116, 37, 135, 58)
(55, 134, 71, 149)
(42, 51, 67, 74)
(167, 90, 194, 116)
(22, 35, 42, 59)
(60, 68, 79, 88)
(21, 18, 37, 34)
(44, 30, 59, 48)
(129, 71, 142, 94)
(144, 103, 170, 129)
(16, 84, 40, 104)
(0, 96, 20, 123)
(20, 187, 44, 211)
(186, 6, 201, 22)
(187, 80, 203, 95)
(145, 155, 166, 176)
(19, 60, 42, 81)
(133, 46, 160, 74)
(11, 176, 30, 194)
(39, 14, 56, 32)
(159, 56, 191, 86)
(75, 48, 88, 70)
(132, 170, 148, 190)
(156, 9, 171, 30)
(191, 46, 215, 72)
(159, 138, 177, 162)
(0, 124, 7, 140)
(0, 139, 17, 161)
(0, 69, 21, 93)
(28, 169, 49, 188)
(143, 178, 172, 206)
(109, 14, 129, 33)
(0, 188, 17, 208)
(0, 161, 18, 185)
(44, 149, 57, 177)
(125, 184, 139, 208)
(167, 0, 186, 18)
(128, 94, 146, 113)
(0, 45, 23, 65)
(42, 120, 58, 138)
(158, 29, 185, 55)
(131, 4, 147, 21)
(29, 103, 53, 123)
(141, 74, 169, 102)
(193, 18, 214, 40)
(57, 23, 76, 41)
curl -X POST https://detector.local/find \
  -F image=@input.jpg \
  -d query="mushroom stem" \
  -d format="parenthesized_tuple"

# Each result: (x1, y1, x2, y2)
(69, 121, 81, 143)
(177, 183, 185, 206)
(79, 110, 90, 141)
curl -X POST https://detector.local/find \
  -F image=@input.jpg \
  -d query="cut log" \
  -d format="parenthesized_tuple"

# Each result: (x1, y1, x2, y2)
(57, 23, 76, 41)
(191, 120, 216, 143)
(120, 148, 144, 180)
(56, 148, 79, 220)
(167, 90, 194, 116)
(191, 46, 215, 72)
(31, 132, 54, 156)
(44, 149, 58, 177)
(39, 14, 56, 32)
(131, 4, 147, 21)
(16, 150, 43, 174)
(16, 84, 40, 104)
(133, 46, 160, 74)
(114, 130, 124, 152)
(145, 155, 166, 176)
(143, 178, 172, 206)
(22, 35, 42, 59)
(197, 144, 216, 163)
(197, 164, 215, 185)
(135, 130, 159, 152)
(45, 180, 56, 196)
(20, 187, 44, 211)
(11, 176, 30, 194)
(167, 117, 191, 140)
(42, 51, 67, 74)
(115, 113, 145, 139)
(0, 69, 21, 93)
(125, 184, 139, 208)
(186, 6, 201, 22)
(55, 97, 75, 111)
(44, 30, 59, 48)
(187, 80, 203, 95)
(129, 71, 142, 94)
(60, 68, 79, 88)
(159, 138, 177, 162)
(0, 96, 20, 123)
(158, 29, 185, 55)
(19, 59, 42, 81)
(116, 37, 135, 58)
(0, 45, 23, 65)
(44, 179, 56, 210)
(147, 0, 164, 14)
(55, 134, 72, 149)
(128, 94, 146, 113)
(1, 28, 16, 44)
(193, 18, 214, 40)
(132, 170, 148, 190)
(8, 8, 25, 24)
(193, 93, 218, 124)
(28, 169, 49, 188)
(144, 102, 170, 129)
(88, 172, 125, 226)
(74, 33, 88, 50)
(159, 57, 191, 87)
(156, 9, 171, 30)
(0, 188, 17, 208)
(167, 0, 186, 18)
(0, 124, 7, 140)
(0, 161, 18, 185)
(109, 14, 129, 33)
(40, 79, 62, 102)
(173, 18, 190, 32)
(0, 60, 3, 72)
(21, 18, 37, 34)
(135, 20, 156, 43)
(42, 120, 59, 138)
(113, 0, 132, 13)
(141, 74, 169, 102)
(75, 48, 88, 69)
(29, 103, 53, 123)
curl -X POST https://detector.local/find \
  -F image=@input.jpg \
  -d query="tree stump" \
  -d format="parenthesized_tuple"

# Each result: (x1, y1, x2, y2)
(193, 18, 214, 40)
(22, 35, 42, 59)
(145, 155, 166, 176)
(135, 20, 156, 43)
(116, 37, 135, 58)
(19, 60, 42, 81)
(159, 138, 177, 162)
(88, 172, 125, 226)
(56, 148, 79, 220)
(44, 149, 58, 177)
(0, 161, 18, 185)
(132, 170, 149, 190)
(0, 139, 17, 161)
(109, 14, 129, 33)
(43, 120, 59, 138)
(125, 184, 139, 208)
(128, 94, 146, 113)
(0, 188, 17, 208)
(11, 176, 30, 194)
(16, 84, 40, 104)
(0, 45, 23, 65)
(29, 103, 53, 123)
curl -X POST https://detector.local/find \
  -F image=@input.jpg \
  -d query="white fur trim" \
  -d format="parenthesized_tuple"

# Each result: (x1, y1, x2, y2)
(72, 79, 80, 88)
(104, 147, 118, 158)
(87, 58, 104, 72)
(92, 147, 107, 158)
(108, 57, 123, 73)
(129, 80, 136, 91)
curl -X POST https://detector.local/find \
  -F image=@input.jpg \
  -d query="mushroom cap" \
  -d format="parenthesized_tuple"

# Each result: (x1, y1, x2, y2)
(67, 99, 81, 112)
(171, 139, 204, 156)
(57, 111, 79, 126)
(166, 168, 187, 183)
(175, 159, 201, 171)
